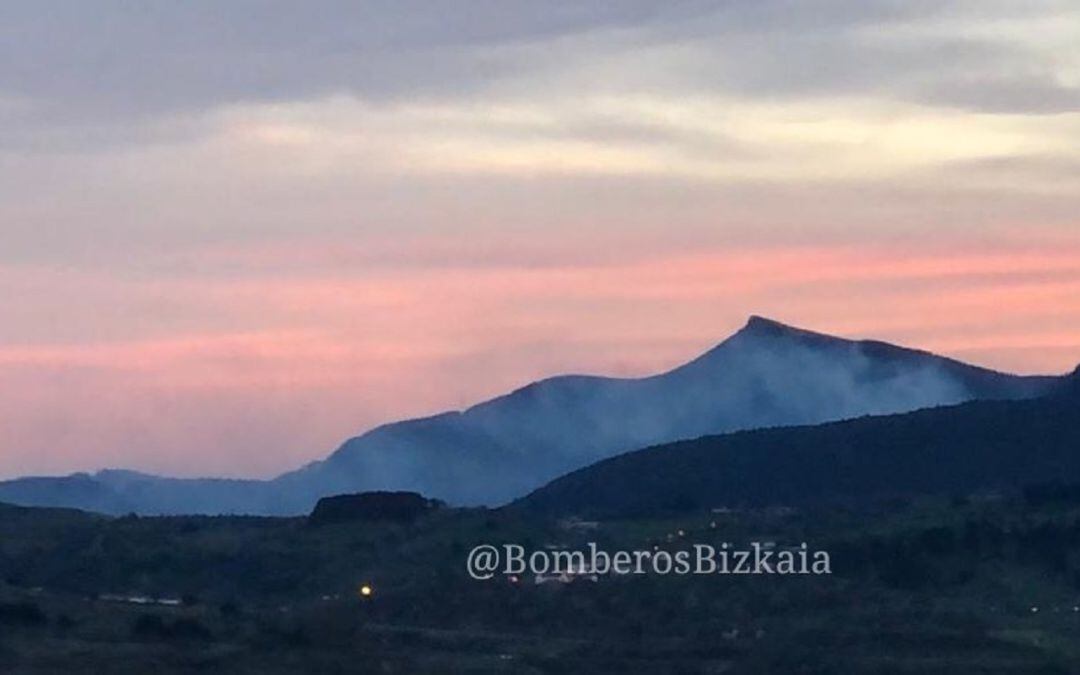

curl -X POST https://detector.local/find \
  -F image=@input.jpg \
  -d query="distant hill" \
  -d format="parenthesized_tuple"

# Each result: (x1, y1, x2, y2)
(515, 367, 1080, 518)
(308, 491, 441, 526)
(271, 317, 1056, 510)
(0, 317, 1061, 515)
(0, 470, 277, 515)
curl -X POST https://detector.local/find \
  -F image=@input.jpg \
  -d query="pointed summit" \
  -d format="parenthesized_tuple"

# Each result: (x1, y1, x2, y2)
(679, 316, 855, 371)
(729, 315, 844, 347)
(740, 315, 799, 337)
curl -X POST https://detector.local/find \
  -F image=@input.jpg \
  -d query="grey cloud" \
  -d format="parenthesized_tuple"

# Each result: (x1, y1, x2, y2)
(913, 76, 1080, 114)
(611, 4, 1077, 114)
(3, 0, 1073, 140)
(0, 1, 713, 119)
(935, 154, 1080, 191)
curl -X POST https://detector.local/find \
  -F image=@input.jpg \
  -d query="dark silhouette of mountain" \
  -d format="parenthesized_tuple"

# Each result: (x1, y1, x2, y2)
(269, 316, 1057, 509)
(515, 366, 1080, 518)
(0, 473, 124, 514)
(0, 317, 1062, 515)
(0, 469, 278, 515)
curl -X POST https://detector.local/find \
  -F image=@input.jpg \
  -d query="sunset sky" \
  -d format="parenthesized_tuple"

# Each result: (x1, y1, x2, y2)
(1, 1, 1079, 479)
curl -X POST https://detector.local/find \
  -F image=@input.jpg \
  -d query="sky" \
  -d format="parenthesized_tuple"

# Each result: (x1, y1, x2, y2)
(1, 0, 1079, 479)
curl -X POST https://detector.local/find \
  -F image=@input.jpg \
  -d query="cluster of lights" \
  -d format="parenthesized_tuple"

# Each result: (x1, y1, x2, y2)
(1029, 606, 1080, 614)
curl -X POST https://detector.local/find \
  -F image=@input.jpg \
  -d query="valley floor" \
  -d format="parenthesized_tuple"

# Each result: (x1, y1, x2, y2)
(2, 495, 1080, 673)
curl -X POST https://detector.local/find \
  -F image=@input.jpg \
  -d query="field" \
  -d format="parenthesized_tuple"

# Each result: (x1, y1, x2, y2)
(2, 492, 1080, 673)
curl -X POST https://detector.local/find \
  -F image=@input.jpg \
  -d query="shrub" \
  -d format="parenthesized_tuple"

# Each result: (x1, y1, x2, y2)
(0, 601, 46, 627)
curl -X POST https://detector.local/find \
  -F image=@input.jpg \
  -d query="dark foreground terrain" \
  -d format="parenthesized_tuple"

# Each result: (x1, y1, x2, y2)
(3, 490, 1080, 673)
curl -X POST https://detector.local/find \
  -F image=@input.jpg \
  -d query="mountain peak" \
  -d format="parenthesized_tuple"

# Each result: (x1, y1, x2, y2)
(741, 315, 798, 336)
(677, 316, 853, 375)
(733, 315, 839, 345)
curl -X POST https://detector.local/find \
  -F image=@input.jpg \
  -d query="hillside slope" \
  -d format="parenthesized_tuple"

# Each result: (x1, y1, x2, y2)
(516, 368, 1080, 518)
(272, 316, 1057, 508)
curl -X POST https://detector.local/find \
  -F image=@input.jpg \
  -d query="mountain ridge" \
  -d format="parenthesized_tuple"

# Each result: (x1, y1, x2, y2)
(0, 317, 1063, 515)
(514, 363, 1080, 518)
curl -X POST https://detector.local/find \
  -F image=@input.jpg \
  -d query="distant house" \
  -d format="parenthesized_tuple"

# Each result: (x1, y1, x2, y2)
(534, 567, 599, 585)
(558, 517, 600, 532)
(98, 594, 182, 607)
(765, 505, 797, 517)
(534, 554, 599, 585)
